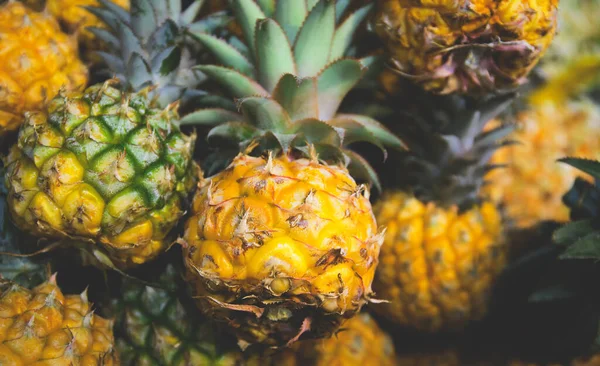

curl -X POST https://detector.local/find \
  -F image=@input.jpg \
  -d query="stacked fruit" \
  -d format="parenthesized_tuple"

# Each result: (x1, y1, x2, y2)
(2, 0, 599, 364)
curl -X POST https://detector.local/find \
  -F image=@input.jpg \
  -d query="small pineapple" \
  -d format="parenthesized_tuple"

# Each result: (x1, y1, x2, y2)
(484, 100, 600, 228)
(106, 263, 244, 365)
(182, 0, 403, 347)
(297, 313, 397, 366)
(372, 95, 513, 332)
(373, 0, 559, 94)
(3, 0, 215, 268)
(0, 276, 118, 365)
(0, 1, 88, 135)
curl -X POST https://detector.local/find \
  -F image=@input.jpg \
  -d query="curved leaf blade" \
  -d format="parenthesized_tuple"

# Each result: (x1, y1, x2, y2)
(293, 0, 336, 77)
(330, 4, 373, 60)
(255, 19, 296, 93)
(180, 109, 244, 126)
(195, 65, 268, 99)
(272, 74, 318, 121)
(316, 59, 364, 120)
(191, 33, 255, 77)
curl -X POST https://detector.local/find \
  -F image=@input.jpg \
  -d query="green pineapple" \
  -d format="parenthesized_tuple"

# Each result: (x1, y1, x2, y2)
(2, 0, 225, 269)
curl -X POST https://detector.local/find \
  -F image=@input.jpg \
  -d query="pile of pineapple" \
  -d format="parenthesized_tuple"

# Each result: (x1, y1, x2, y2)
(1, 0, 600, 365)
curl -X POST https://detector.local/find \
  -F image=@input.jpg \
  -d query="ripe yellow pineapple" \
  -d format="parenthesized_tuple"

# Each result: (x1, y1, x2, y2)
(0, 276, 118, 365)
(0, 1, 88, 135)
(183, 0, 403, 347)
(372, 95, 513, 332)
(483, 100, 600, 228)
(46, 0, 130, 56)
(373, 0, 559, 94)
(297, 313, 397, 366)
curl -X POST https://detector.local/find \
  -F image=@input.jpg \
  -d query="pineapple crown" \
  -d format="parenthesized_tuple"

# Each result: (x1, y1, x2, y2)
(386, 93, 515, 210)
(180, 0, 404, 187)
(88, 0, 228, 108)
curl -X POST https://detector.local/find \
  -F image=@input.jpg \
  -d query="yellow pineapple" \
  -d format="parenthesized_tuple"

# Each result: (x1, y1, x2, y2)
(373, 0, 559, 94)
(0, 276, 118, 365)
(0, 1, 88, 135)
(373, 95, 513, 332)
(297, 313, 397, 366)
(182, 0, 403, 347)
(46, 0, 130, 57)
(484, 100, 600, 228)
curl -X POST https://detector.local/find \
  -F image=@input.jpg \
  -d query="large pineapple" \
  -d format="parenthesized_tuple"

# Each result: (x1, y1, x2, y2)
(373, 0, 559, 94)
(3, 0, 214, 268)
(373, 95, 513, 332)
(0, 1, 88, 135)
(182, 0, 403, 347)
(483, 100, 600, 228)
(297, 313, 397, 366)
(0, 276, 118, 365)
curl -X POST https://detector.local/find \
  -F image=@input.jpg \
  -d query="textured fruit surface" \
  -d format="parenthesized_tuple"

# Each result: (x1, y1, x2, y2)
(374, 0, 558, 94)
(0, 277, 117, 365)
(4, 83, 198, 268)
(108, 267, 243, 366)
(183, 154, 382, 347)
(373, 191, 506, 332)
(299, 313, 396, 366)
(484, 101, 600, 228)
(0, 2, 88, 134)
(47, 0, 130, 51)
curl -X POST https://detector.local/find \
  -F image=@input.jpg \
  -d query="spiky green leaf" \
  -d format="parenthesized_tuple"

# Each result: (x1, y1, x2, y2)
(554, 220, 596, 246)
(272, 74, 318, 121)
(131, 0, 157, 39)
(330, 4, 373, 60)
(181, 0, 205, 25)
(237, 97, 292, 131)
(207, 122, 260, 144)
(274, 0, 307, 42)
(195, 65, 268, 98)
(345, 149, 381, 191)
(190, 33, 255, 77)
(256, 0, 275, 16)
(293, 0, 336, 77)
(559, 158, 600, 181)
(180, 109, 244, 126)
(334, 114, 406, 150)
(127, 53, 153, 90)
(560, 232, 600, 260)
(231, 0, 267, 61)
(255, 19, 296, 93)
(317, 59, 364, 120)
(292, 119, 342, 147)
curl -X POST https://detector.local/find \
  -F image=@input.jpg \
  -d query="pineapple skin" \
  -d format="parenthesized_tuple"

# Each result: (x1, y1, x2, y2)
(0, 2, 88, 135)
(109, 270, 243, 366)
(374, 0, 558, 94)
(0, 277, 118, 365)
(484, 101, 600, 228)
(183, 154, 383, 347)
(4, 83, 199, 268)
(299, 313, 396, 366)
(373, 191, 506, 332)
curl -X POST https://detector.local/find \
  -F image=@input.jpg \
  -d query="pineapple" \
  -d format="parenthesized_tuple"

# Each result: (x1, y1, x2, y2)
(2, 0, 216, 268)
(483, 100, 600, 228)
(529, 0, 600, 105)
(372, 95, 513, 332)
(0, 1, 88, 135)
(105, 262, 244, 365)
(46, 0, 130, 53)
(182, 0, 403, 347)
(297, 313, 397, 366)
(373, 0, 559, 94)
(0, 276, 118, 365)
